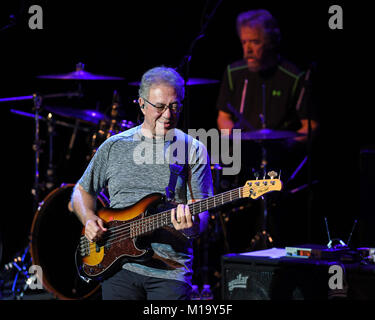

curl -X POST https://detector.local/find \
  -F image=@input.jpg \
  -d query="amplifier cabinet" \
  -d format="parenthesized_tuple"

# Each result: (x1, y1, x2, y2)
(221, 253, 375, 300)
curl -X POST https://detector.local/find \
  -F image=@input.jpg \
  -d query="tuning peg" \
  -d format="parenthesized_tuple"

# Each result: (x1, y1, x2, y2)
(267, 171, 277, 179)
(254, 171, 260, 180)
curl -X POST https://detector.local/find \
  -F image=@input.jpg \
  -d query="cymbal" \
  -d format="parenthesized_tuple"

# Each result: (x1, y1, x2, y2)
(37, 62, 124, 80)
(127, 77, 219, 86)
(238, 129, 304, 140)
(37, 70, 125, 80)
(44, 106, 109, 124)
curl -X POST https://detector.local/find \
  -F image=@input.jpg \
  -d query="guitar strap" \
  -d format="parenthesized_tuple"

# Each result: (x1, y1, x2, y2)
(165, 133, 189, 202)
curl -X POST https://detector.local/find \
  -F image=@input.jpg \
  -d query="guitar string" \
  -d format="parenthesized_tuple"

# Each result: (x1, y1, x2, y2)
(81, 201, 229, 252)
(79, 188, 245, 252)
(81, 179, 274, 249)
(80, 188, 244, 252)
(80, 189, 246, 253)
(82, 188, 242, 237)
(96, 186, 244, 235)
(84, 187, 243, 240)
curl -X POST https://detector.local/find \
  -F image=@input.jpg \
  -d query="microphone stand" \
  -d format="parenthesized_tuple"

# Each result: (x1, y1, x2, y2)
(176, 1, 223, 287)
(297, 63, 315, 242)
(177, 0, 223, 132)
(283, 62, 316, 243)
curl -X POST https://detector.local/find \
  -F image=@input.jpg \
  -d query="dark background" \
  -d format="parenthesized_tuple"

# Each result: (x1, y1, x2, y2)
(0, 0, 360, 283)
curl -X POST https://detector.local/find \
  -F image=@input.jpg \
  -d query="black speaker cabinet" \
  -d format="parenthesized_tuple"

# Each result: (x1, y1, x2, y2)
(221, 252, 375, 300)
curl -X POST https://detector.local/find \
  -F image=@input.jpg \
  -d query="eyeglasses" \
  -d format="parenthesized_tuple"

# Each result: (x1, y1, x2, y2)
(142, 97, 183, 114)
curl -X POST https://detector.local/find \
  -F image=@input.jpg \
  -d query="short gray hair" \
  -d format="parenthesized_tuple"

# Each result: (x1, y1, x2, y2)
(138, 66, 185, 101)
(236, 9, 281, 49)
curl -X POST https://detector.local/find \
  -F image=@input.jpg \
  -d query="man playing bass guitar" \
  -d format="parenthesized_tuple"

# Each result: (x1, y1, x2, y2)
(70, 66, 214, 300)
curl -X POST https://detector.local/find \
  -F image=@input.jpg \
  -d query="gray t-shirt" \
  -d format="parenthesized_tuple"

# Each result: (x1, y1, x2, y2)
(78, 125, 213, 283)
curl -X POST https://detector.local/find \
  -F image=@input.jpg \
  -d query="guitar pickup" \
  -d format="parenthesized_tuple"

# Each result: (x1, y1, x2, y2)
(80, 237, 90, 256)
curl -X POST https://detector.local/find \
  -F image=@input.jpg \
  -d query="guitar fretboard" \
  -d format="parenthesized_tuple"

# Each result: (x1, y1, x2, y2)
(129, 187, 244, 237)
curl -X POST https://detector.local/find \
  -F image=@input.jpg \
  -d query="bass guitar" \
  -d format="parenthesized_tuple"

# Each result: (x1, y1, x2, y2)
(76, 172, 282, 281)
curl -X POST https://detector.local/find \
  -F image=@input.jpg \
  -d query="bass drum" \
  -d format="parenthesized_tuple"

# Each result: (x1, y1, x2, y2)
(30, 184, 108, 300)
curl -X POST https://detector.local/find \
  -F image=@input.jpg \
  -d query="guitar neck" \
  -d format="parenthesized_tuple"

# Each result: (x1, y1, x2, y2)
(132, 187, 244, 237)
(188, 187, 244, 216)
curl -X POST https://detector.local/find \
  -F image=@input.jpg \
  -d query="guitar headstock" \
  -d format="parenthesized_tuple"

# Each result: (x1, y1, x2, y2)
(242, 171, 283, 199)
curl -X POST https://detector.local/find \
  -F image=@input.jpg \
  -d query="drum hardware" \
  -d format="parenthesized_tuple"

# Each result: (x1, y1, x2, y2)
(240, 83, 280, 249)
(9, 107, 92, 192)
(105, 89, 122, 139)
(35, 61, 125, 164)
(210, 164, 230, 252)
(254, 142, 271, 244)
(65, 118, 80, 161)
(86, 91, 135, 161)
(226, 101, 303, 140)
(227, 102, 254, 132)
(0, 246, 35, 299)
(31, 93, 48, 212)
(223, 102, 306, 252)
(43, 105, 109, 124)
(1, 91, 81, 211)
(9, 109, 91, 133)
(46, 113, 56, 190)
(0, 91, 82, 103)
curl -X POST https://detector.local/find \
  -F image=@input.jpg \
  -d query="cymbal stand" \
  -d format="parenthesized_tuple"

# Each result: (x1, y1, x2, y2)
(31, 94, 42, 212)
(46, 113, 56, 190)
(177, 0, 223, 132)
(31, 92, 81, 207)
(1, 90, 82, 210)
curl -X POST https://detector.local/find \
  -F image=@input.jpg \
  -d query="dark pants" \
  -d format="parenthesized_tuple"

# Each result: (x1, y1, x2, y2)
(101, 269, 191, 300)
